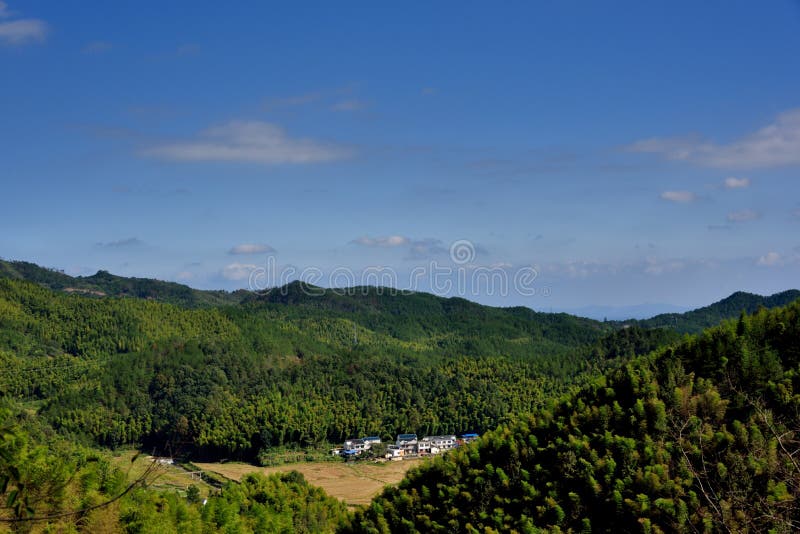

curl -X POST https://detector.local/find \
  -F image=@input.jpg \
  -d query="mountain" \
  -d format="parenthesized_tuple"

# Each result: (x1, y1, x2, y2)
(559, 303, 691, 321)
(248, 280, 609, 350)
(0, 258, 244, 308)
(3, 257, 796, 335)
(344, 300, 800, 533)
(2, 258, 799, 530)
(619, 289, 800, 333)
(0, 274, 615, 462)
(1, 258, 798, 463)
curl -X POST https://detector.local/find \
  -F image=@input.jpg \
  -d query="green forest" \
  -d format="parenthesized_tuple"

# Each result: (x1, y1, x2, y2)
(0, 259, 798, 532)
(344, 302, 800, 533)
(0, 262, 647, 460)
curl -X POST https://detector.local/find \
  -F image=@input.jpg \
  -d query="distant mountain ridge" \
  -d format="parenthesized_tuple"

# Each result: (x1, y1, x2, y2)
(1, 257, 797, 335)
(0, 259, 244, 308)
(615, 289, 800, 333)
(559, 302, 691, 321)
(245, 279, 609, 347)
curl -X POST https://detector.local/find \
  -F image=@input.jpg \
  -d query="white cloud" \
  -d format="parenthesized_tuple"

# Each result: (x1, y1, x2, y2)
(660, 190, 696, 203)
(628, 135, 704, 161)
(723, 177, 750, 189)
(627, 109, 800, 169)
(542, 260, 622, 279)
(229, 243, 275, 255)
(406, 238, 448, 260)
(263, 92, 321, 110)
(222, 262, 257, 281)
(331, 99, 367, 112)
(756, 252, 781, 266)
(95, 237, 144, 249)
(349, 235, 454, 260)
(644, 258, 686, 276)
(0, 18, 47, 45)
(0, 3, 46, 44)
(176, 271, 194, 281)
(727, 209, 760, 222)
(144, 120, 354, 165)
(351, 235, 410, 247)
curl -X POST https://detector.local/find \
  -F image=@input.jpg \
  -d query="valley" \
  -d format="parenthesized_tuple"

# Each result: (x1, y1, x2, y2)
(1, 261, 798, 532)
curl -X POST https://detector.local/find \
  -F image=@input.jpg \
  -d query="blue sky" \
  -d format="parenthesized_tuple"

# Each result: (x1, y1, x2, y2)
(2, 1, 800, 314)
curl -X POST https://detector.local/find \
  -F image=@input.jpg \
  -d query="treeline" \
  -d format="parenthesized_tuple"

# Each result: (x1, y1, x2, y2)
(0, 401, 347, 532)
(617, 289, 800, 334)
(121, 471, 348, 534)
(0, 269, 774, 463)
(0, 258, 243, 308)
(0, 277, 635, 460)
(343, 301, 800, 532)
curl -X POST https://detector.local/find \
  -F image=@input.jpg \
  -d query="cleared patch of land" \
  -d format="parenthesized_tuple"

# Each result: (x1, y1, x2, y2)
(194, 458, 424, 506)
(110, 450, 214, 498)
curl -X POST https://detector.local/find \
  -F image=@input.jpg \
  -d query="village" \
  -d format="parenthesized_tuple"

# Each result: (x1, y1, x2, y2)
(330, 433, 479, 460)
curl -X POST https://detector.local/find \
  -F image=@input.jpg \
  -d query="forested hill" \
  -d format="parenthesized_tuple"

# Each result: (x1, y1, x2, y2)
(616, 289, 800, 333)
(0, 259, 607, 346)
(2, 257, 797, 336)
(1, 258, 798, 465)
(344, 300, 800, 533)
(247, 281, 608, 348)
(0, 275, 620, 461)
(2, 260, 800, 530)
(0, 258, 244, 308)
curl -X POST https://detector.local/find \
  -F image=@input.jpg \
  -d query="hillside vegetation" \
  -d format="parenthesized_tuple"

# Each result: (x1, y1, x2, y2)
(0, 273, 626, 461)
(0, 259, 243, 308)
(619, 289, 800, 334)
(0, 261, 793, 464)
(344, 302, 800, 533)
(0, 259, 798, 531)
(0, 403, 348, 532)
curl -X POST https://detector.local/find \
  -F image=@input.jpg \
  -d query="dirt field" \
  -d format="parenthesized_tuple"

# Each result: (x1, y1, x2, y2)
(194, 458, 424, 506)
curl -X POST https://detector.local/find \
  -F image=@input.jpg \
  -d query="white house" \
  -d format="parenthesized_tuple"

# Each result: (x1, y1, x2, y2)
(396, 433, 418, 455)
(417, 440, 431, 455)
(385, 445, 404, 459)
(344, 438, 370, 454)
(421, 435, 458, 454)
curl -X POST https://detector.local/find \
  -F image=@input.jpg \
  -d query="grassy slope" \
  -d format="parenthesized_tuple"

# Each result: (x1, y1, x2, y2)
(344, 299, 800, 533)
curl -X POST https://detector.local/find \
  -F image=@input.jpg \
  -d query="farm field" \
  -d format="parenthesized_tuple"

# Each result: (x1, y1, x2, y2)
(194, 458, 425, 506)
(109, 451, 215, 498)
